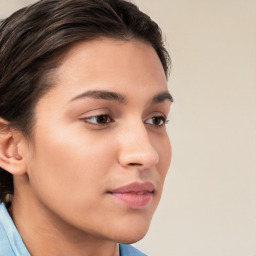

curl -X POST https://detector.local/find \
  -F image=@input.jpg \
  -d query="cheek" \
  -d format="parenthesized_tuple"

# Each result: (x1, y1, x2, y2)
(156, 134, 172, 181)
(27, 125, 116, 204)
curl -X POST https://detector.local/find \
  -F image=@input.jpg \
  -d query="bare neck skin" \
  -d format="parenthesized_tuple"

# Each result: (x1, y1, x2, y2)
(9, 182, 119, 256)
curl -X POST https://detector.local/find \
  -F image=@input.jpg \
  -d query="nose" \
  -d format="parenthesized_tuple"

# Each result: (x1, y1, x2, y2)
(118, 122, 159, 170)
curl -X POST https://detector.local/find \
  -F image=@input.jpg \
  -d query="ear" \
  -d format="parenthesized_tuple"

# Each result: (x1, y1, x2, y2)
(0, 118, 27, 175)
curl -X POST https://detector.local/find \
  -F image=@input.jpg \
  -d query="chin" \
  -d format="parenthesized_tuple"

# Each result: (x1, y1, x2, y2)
(110, 216, 152, 244)
(116, 232, 148, 245)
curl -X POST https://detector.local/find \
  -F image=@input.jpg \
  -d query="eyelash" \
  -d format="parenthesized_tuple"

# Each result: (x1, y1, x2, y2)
(81, 114, 169, 128)
(144, 116, 169, 127)
(81, 115, 113, 127)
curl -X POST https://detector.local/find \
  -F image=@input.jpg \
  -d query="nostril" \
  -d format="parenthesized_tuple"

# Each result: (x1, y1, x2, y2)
(119, 142, 159, 168)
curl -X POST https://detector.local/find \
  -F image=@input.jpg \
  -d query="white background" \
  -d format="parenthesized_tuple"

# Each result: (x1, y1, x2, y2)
(1, 1, 256, 255)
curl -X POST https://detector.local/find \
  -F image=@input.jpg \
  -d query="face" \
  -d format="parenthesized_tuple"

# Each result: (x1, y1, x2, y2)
(24, 38, 172, 243)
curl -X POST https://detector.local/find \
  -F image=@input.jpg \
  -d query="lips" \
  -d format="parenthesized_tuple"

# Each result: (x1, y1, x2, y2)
(108, 182, 155, 209)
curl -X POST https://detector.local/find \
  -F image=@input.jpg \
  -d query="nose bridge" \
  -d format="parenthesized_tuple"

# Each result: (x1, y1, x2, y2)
(118, 118, 159, 168)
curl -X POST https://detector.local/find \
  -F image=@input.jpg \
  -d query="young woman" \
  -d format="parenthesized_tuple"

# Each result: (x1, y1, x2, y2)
(0, 0, 173, 255)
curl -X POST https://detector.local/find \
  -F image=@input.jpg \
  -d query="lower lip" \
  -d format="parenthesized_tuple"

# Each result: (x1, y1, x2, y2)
(109, 192, 153, 209)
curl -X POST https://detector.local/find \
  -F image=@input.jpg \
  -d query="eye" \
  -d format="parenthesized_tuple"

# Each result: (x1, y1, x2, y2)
(145, 116, 168, 127)
(81, 114, 112, 126)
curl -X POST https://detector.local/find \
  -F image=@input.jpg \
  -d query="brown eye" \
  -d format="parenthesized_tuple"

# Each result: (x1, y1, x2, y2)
(95, 115, 109, 124)
(82, 115, 112, 125)
(145, 116, 167, 127)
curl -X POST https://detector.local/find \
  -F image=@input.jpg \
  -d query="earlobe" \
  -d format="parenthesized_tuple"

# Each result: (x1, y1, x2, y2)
(0, 118, 27, 175)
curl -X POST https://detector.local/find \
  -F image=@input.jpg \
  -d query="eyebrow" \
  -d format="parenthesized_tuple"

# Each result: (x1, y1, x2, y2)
(70, 90, 126, 104)
(70, 90, 173, 104)
(152, 91, 173, 103)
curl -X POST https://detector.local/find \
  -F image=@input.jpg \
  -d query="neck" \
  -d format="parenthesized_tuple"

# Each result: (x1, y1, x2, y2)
(10, 186, 119, 256)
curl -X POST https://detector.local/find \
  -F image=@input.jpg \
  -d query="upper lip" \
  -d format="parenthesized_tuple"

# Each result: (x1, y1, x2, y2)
(109, 182, 155, 194)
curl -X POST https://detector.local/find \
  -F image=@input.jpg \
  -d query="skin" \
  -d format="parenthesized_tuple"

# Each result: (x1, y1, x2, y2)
(6, 39, 172, 256)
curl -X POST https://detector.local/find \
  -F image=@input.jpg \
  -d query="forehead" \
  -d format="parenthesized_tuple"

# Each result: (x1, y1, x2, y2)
(60, 38, 165, 74)
(39, 38, 168, 105)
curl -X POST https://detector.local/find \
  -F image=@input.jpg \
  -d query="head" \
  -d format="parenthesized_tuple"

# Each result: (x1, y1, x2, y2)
(0, 0, 172, 244)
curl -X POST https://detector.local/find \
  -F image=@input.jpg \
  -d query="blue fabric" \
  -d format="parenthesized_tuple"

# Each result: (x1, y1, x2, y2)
(0, 203, 30, 256)
(0, 203, 146, 256)
(119, 244, 147, 256)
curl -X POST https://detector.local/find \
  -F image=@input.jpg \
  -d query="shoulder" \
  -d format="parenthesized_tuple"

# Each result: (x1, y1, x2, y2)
(0, 203, 30, 256)
(119, 244, 147, 256)
(0, 203, 15, 256)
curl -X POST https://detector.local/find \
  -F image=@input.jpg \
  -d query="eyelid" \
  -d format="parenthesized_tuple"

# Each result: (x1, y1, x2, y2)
(80, 114, 113, 126)
(78, 107, 110, 119)
(78, 108, 169, 128)
(144, 114, 169, 128)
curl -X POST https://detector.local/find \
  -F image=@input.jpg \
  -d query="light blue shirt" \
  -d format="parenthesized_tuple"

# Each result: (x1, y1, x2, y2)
(0, 203, 146, 256)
